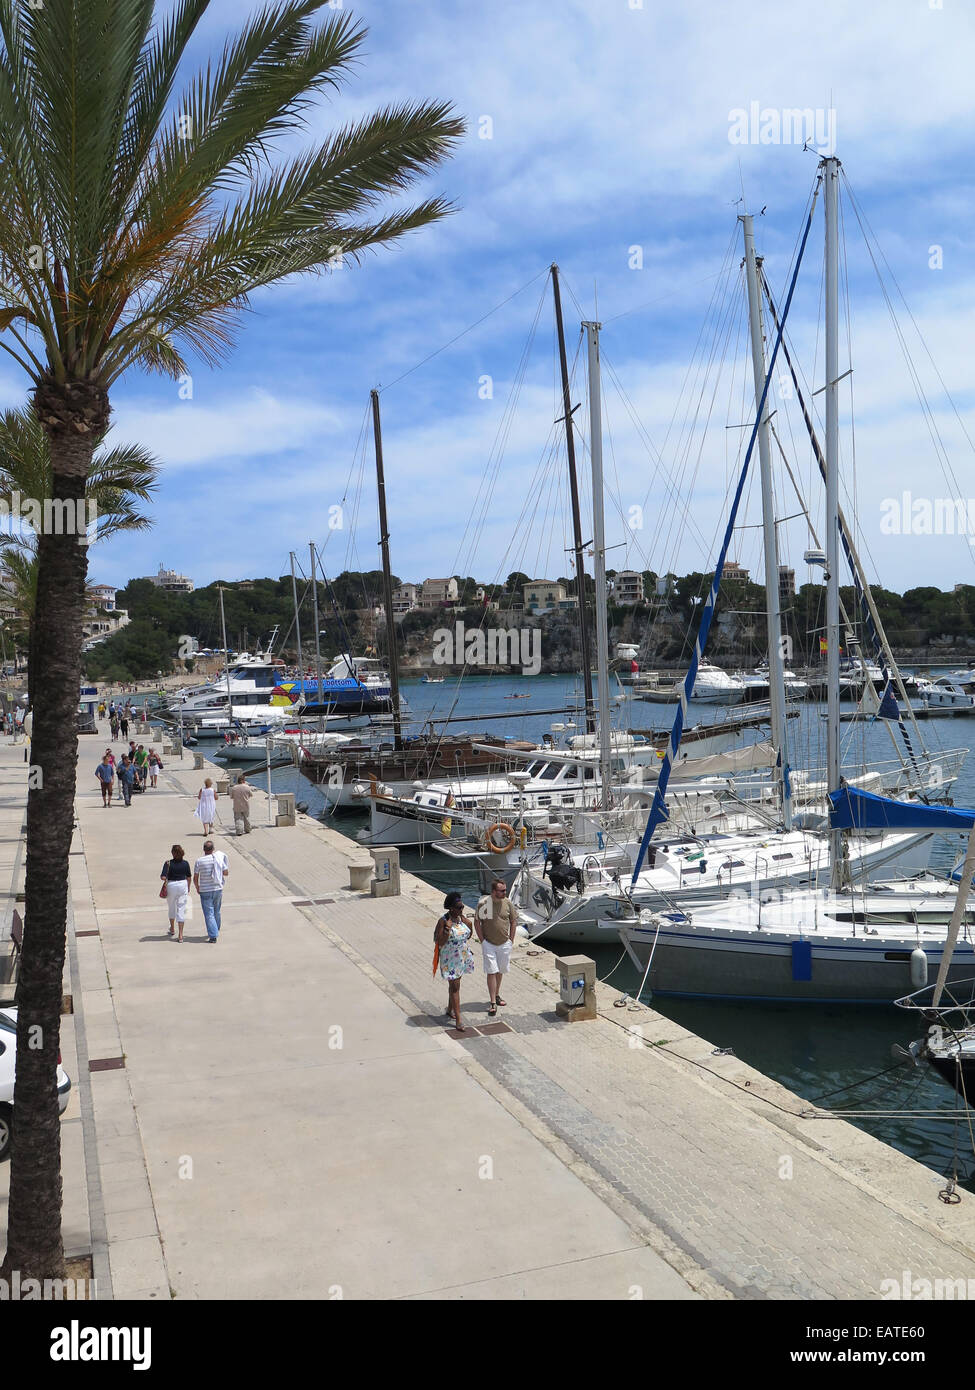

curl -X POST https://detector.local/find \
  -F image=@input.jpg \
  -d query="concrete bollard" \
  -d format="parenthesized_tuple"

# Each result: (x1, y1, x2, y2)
(153, 729, 162, 743)
(555, 955, 597, 1022)
(348, 863, 373, 892)
(193, 753, 205, 770)
(369, 846, 401, 898)
(215, 778, 230, 796)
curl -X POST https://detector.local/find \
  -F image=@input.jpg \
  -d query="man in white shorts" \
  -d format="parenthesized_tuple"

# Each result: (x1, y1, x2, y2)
(475, 878, 518, 1017)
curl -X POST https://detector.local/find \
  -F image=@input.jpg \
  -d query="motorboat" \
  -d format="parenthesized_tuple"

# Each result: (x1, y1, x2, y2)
(631, 661, 747, 705)
(173, 650, 392, 723)
(211, 725, 353, 767)
(914, 675, 975, 714)
(691, 661, 747, 705)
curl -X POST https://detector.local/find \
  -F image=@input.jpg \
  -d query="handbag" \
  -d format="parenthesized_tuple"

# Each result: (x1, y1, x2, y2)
(159, 861, 170, 898)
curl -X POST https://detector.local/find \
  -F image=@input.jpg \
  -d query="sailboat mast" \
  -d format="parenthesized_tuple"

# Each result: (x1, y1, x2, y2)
(741, 213, 792, 830)
(823, 155, 844, 886)
(551, 263, 596, 735)
(289, 552, 304, 678)
(289, 551, 306, 731)
(309, 541, 324, 707)
(371, 389, 403, 751)
(583, 320, 613, 807)
(218, 584, 231, 720)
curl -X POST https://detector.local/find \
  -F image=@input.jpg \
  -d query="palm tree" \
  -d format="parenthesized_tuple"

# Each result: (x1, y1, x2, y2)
(0, 0, 463, 1280)
(0, 408, 157, 704)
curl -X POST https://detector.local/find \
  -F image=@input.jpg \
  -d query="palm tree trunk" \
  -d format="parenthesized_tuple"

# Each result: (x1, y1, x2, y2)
(26, 616, 34, 713)
(1, 381, 106, 1282)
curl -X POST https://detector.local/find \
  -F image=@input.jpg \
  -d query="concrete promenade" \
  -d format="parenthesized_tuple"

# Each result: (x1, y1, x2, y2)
(7, 723, 975, 1298)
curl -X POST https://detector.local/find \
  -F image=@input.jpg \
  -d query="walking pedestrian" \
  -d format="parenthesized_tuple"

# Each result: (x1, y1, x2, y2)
(134, 744, 149, 787)
(434, 892, 475, 1032)
(194, 777, 217, 835)
(117, 755, 136, 807)
(110, 712, 120, 740)
(148, 750, 161, 787)
(95, 752, 115, 806)
(160, 845, 192, 941)
(229, 773, 253, 835)
(194, 839, 229, 942)
(475, 878, 519, 1016)
(119, 712, 128, 739)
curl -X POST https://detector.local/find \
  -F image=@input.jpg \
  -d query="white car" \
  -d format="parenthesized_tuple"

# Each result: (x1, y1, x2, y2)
(0, 1007, 71, 1161)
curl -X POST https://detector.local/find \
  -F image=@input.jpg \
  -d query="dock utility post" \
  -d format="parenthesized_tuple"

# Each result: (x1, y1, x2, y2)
(556, 954, 597, 1022)
(193, 752, 205, 770)
(369, 847, 401, 898)
(274, 792, 296, 827)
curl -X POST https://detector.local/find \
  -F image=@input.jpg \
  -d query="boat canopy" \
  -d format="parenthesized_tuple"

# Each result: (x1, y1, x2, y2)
(828, 785, 975, 831)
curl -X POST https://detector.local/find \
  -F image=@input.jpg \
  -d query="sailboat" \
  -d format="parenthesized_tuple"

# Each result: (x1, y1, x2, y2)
(614, 158, 972, 1002)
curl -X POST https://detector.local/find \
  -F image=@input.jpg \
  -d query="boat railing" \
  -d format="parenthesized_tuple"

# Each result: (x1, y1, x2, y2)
(730, 747, 967, 804)
(894, 976, 975, 1019)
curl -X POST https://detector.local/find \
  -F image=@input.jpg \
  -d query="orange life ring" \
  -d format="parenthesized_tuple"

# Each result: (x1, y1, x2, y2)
(485, 821, 517, 853)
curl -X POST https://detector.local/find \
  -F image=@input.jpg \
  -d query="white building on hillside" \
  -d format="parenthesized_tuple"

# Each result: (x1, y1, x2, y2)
(609, 571, 645, 605)
(418, 577, 459, 609)
(144, 564, 194, 593)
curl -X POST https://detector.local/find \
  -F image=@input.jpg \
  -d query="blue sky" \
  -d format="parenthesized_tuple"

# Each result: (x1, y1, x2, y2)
(5, 0, 975, 598)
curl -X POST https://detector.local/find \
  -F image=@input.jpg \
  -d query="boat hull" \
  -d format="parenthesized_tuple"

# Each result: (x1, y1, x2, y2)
(620, 929, 975, 1004)
(928, 1054, 975, 1099)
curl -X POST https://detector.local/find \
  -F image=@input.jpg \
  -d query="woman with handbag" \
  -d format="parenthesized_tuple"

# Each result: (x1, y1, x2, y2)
(160, 844, 192, 941)
(434, 892, 476, 1032)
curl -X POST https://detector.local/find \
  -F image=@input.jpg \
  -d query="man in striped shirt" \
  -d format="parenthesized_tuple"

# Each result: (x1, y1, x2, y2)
(194, 840, 229, 942)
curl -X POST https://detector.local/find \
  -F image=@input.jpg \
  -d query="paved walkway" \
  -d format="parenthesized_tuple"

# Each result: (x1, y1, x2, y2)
(9, 723, 975, 1298)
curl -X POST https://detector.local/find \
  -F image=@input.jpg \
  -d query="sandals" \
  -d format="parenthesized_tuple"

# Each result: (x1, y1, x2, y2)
(496, 996, 507, 1007)
(488, 1003, 497, 1017)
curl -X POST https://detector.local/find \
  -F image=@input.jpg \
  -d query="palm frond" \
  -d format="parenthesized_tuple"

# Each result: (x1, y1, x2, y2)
(0, 0, 463, 393)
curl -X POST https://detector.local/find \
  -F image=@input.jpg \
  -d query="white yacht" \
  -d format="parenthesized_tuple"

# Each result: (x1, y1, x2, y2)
(691, 661, 747, 705)
(173, 646, 289, 724)
(914, 675, 975, 714)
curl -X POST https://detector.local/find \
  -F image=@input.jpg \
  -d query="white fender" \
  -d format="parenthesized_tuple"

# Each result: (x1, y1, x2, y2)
(910, 947, 928, 989)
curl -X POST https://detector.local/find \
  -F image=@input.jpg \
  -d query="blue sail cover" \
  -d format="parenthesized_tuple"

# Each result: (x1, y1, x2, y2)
(828, 786, 975, 831)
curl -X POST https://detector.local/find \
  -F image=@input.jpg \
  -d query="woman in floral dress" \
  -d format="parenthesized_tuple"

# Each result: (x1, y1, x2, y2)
(435, 892, 475, 1032)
